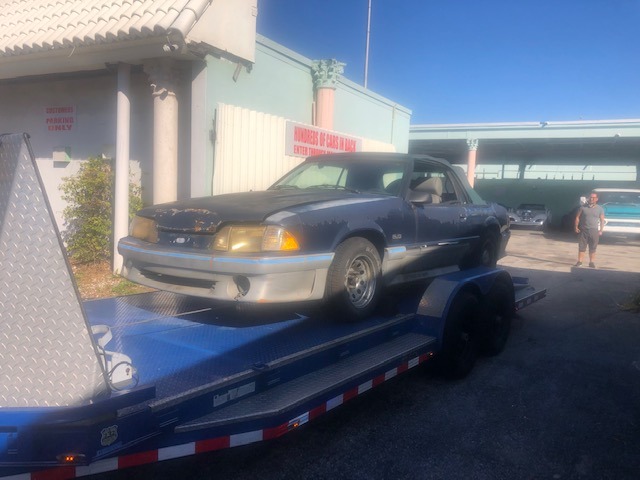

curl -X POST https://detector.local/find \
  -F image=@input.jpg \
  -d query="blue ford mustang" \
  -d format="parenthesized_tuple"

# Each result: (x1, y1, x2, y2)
(118, 153, 510, 321)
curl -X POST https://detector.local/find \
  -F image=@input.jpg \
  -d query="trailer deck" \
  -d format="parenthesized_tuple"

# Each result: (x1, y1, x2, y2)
(83, 292, 424, 403)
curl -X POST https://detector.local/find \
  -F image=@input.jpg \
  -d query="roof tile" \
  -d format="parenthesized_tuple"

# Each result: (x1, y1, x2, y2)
(0, 0, 214, 57)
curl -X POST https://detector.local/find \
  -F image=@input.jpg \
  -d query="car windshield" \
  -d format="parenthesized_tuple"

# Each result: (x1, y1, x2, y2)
(269, 159, 408, 196)
(597, 191, 640, 205)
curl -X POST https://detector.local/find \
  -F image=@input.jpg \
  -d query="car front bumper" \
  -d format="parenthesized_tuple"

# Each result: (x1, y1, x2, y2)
(602, 219, 640, 235)
(509, 218, 547, 228)
(118, 238, 334, 303)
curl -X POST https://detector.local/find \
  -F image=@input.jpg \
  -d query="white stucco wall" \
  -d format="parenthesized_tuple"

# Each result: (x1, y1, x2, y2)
(0, 71, 155, 230)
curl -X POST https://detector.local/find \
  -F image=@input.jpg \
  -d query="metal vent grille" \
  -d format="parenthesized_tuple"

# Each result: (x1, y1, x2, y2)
(0, 133, 109, 407)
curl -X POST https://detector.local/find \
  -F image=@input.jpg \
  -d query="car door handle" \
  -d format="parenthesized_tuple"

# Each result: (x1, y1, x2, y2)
(459, 213, 468, 220)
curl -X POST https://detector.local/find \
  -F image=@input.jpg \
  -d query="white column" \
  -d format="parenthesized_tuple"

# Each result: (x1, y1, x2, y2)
(190, 63, 208, 198)
(311, 59, 344, 130)
(113, 63, 131, 274)
(466, 138, 479, 187)
(145, 60, 180, 204)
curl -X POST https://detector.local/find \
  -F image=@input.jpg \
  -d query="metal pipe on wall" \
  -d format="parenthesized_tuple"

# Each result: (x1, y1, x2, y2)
(364, 0, 371, 88)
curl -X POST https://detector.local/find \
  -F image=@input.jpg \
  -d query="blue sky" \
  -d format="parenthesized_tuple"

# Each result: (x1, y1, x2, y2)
(256, 0, 640, 124)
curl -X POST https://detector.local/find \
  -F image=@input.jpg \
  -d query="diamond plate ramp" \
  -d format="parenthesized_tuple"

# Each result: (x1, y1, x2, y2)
(0, 133, 109, 407)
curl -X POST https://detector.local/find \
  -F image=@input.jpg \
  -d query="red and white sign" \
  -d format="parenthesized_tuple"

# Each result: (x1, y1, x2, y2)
(45, 105, 76, 132)
(285, 121, 362, 158)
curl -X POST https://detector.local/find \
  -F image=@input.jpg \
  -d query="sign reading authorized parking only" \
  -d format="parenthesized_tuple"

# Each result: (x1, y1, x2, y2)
(285, 121, 362, 157)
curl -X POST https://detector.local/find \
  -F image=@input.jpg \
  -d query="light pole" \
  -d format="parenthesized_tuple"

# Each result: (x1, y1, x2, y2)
(364, 0, 371, 88)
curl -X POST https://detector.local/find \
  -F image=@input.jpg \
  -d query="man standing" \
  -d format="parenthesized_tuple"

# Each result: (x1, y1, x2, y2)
(574, 192, 605, 268)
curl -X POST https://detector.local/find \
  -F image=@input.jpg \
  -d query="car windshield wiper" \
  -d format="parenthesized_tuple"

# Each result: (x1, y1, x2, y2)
(305, 184, 360, 193)
(270, 184, 301, 190)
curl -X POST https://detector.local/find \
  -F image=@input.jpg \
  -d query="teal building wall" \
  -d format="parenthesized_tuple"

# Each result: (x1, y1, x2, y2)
(205, 36, 315, 123)
(334, 77, 411, 152)
(204, 34, 410, 151)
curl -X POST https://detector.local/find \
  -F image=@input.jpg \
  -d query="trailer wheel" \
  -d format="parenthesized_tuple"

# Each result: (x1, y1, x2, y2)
(325, 237, 382, 322)
(437, 290, 479, 378)
(479, 277, 515, 356)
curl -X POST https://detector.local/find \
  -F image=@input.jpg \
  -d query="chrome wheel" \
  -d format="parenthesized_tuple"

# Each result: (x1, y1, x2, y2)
(345, 254, 377, 308)
(325, 237, 382, 322)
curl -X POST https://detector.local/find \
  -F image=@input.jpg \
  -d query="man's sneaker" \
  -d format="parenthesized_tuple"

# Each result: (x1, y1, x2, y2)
(589, 262, 596, 268)
(574, 261, 582, 267)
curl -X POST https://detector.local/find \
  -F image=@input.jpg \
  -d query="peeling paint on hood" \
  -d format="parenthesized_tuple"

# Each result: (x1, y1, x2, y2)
(137, 189, 380, 232)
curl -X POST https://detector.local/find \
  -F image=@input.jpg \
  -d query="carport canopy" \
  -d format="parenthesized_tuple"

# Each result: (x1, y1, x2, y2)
(409, 119, 640, 183)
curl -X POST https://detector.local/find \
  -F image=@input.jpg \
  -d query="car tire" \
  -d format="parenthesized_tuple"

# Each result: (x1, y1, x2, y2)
(461, 232, 498, 269)
(478, 276, 515, 356)
(478, 234, 498, 267)
(436, 290, 479, 379)
(325, 237, 382, 322)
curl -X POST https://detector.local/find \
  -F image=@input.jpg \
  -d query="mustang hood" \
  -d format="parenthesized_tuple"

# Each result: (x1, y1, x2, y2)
(137, 190, 366, 232)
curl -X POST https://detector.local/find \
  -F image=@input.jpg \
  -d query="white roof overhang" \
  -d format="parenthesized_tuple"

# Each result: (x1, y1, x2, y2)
(410, 120, 640, 165)
(0, 0, 256, 80)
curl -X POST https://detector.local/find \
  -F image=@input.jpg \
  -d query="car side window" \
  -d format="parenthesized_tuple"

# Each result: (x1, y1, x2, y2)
(409, 163, 465, 204)
(382, 172, 403, 194)
(344, 163, 406, 195)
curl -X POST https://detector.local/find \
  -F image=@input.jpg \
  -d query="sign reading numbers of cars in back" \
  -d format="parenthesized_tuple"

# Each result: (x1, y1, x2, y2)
(285, 121, 362, 157)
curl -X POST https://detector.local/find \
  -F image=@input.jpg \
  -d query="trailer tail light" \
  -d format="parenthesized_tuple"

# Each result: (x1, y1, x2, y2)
(288, 419, 301, 430)
(57, 453, 87, 464)
(288, 412, 309, 430)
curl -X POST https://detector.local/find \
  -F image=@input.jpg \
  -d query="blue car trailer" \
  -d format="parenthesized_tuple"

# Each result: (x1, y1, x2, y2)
(0, 134, 546, 479)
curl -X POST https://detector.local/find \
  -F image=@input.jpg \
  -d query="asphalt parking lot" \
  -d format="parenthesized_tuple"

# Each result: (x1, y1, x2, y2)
(98, 229, 640, 480)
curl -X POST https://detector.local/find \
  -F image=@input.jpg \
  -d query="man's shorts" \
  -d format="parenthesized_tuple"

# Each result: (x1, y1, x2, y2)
(578, 228, 600, 252)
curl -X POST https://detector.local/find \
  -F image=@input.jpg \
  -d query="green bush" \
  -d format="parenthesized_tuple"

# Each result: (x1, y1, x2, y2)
(622, 291, 640, 313)
(61, 156, 142, 264)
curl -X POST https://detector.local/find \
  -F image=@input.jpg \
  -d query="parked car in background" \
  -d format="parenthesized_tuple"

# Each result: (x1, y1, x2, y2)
(594, 188, 640, 238)
(118, 152, 511, 321)
(508, 203, 549, 230)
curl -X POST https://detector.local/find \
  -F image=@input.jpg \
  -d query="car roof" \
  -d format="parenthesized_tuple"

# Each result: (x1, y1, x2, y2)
(305, 152, 451, 166)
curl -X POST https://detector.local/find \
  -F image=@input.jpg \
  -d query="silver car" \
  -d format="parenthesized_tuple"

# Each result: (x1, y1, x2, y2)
(508, 203, 549, 230)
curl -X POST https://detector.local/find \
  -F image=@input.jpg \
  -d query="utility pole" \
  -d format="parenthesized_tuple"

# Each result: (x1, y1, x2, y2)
(364, 0, 371, 88)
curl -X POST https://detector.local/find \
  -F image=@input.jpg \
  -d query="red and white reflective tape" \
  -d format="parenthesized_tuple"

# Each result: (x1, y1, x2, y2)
(9, 352, 432, 480)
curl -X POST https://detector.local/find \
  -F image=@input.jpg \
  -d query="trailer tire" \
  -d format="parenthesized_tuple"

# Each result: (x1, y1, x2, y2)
(437, 290, 479, 379)
(325, 237, 382, 322)
(479, 277, 515, 356)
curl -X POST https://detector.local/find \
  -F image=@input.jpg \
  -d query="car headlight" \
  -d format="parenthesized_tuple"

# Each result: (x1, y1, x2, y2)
(129, 215, 158, 243)
(212, 225, 300, 252)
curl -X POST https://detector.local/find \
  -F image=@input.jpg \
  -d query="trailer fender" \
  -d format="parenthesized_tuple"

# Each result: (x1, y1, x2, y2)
(414, 267, 513, 348)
